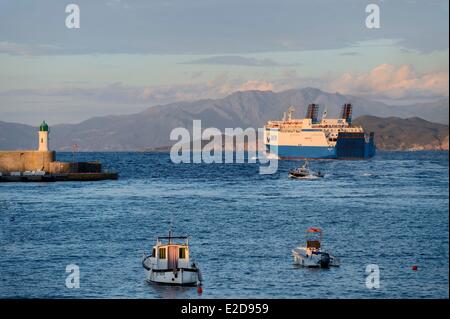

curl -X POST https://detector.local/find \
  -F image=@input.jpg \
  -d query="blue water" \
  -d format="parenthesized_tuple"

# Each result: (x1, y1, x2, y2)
(0, 151, 448, 298)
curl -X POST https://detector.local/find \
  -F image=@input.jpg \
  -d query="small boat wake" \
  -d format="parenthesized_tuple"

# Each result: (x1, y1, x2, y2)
(264, 152, 280, 160)
(361, 172, 378, 178)
(251, 152, 279, 161)
(289, 174, 320, 180)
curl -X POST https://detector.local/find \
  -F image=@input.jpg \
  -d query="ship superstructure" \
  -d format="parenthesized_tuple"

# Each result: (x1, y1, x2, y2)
(264, 104, 375, 159)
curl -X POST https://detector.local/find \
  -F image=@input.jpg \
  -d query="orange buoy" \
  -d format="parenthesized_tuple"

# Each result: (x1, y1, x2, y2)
(197, 286, 203, 294)
(412, 265, 418, 271)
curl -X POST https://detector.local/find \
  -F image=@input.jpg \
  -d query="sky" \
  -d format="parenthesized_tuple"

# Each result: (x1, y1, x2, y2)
(0, 0, 448, 125)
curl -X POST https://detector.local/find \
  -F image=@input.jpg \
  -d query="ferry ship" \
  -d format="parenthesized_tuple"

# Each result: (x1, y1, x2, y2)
(263, 104, 376, 160)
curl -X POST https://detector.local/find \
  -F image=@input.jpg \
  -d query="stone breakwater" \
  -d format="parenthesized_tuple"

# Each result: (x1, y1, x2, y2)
(0, 150, 102, 174)
(0, 151, 55, 173)
(0, 151, 118, 182)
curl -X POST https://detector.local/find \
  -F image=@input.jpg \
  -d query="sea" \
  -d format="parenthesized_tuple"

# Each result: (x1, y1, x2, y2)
(0, 151, 448, 298)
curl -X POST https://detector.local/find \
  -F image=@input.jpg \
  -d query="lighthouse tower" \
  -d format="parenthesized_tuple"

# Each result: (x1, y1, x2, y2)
(38, 121, 49, 151)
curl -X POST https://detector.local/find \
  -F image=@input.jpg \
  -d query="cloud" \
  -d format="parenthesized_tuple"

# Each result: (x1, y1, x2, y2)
(281, 68, 299, 78)
(1, 0, 446, 55)
(339, 52, 360, 56)
(6, 64, 446, 109)
(0, 76, 276, 109)
(328, 64, 449, 99)
(181, 55, 297, 67)
(106, 0, 131, 8)
(3, 65, 447, 107)
(2, 64, 447, 125)
(238, 80, 274, 91)
(0, 41, 61, 56)
(1, 82, 146, 104)
(188, 71, 204, 79)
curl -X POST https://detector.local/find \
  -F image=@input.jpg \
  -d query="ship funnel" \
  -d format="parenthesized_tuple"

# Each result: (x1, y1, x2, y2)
(341, 103, 353, 124)
(305, 104, 319, 124)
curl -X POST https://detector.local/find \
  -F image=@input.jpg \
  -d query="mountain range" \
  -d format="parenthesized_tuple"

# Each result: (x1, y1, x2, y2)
(353, 116, 448, 151)
(0, 88, 448, 151)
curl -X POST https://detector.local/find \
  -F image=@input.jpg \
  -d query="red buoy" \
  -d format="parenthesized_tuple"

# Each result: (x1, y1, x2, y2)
(197, 286, 203, 294)
(412, 265, 418, 271)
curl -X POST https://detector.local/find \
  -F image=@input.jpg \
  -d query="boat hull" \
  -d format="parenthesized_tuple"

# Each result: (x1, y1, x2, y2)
(145, 268, 199, 286)
(289, 173, 314, 180)
(268, 145, 336, 160)
(265, 132, 376, 160)
(292, 248, 340, 268)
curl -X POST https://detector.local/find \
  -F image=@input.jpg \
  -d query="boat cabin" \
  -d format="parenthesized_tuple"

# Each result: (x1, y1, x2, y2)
(151, 232, 192, 270)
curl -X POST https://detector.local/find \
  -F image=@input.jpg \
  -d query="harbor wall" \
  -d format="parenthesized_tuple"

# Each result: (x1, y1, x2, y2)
(0, 151, 55, 173)
(49, 161, 101, 174)
(0, 152, 101, 174)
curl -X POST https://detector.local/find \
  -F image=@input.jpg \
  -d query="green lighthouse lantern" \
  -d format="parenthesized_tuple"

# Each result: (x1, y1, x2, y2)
(39, 121, 49, 132)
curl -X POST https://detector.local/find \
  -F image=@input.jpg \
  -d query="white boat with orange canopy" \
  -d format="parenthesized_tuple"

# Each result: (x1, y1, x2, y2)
(292, 227, 340, 268)
(142, 229, 202, 286)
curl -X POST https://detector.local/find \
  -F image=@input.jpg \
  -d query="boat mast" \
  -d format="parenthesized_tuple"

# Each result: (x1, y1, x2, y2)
(287, 106, 295, 121)
(168, 221, 173, 244)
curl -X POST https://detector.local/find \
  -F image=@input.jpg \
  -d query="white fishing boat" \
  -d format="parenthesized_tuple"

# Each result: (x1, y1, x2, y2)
(142, 229, 202, 286)
(292, 227, 340, 268)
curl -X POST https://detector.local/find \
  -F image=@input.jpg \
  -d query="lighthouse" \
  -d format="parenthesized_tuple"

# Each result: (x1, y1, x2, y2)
(38, 121, 49, 151)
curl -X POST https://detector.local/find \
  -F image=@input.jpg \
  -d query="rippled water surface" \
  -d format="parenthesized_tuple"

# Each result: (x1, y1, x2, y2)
(0, 151, 448, 298)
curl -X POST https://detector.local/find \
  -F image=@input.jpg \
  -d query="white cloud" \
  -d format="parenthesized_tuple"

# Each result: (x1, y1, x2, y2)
(2, 64, 448, 125)
(0, 41, 61, 56)
(181, 56, 278, 66)
(1, 1, 447, 55)
(181, 55, 299, 67)
(328, 64, 449, 98)
(237, 80, 274, 92)
(3, 64, 447, 106)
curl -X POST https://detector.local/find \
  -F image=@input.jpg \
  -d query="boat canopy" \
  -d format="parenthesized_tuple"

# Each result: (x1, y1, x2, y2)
(306, 227, 322, 249)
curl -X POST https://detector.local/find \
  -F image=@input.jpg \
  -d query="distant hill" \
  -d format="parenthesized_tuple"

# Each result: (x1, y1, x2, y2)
(391, 98, 449, 125)
(354, 116, 449, 151)
(0, 121, 38, 150)
(0, 88, 448, 151)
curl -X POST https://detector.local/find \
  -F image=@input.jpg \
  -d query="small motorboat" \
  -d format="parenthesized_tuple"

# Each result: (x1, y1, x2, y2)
(292, 227, 340, 268)
(142, 228, 203, 286)
(289, 161, 311, 179)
